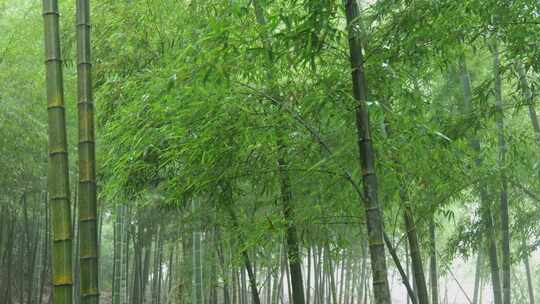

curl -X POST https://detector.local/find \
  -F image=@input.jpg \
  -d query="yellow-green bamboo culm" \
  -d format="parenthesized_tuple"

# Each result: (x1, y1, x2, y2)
(42, 0, 73, 303)
(76, 0, 100, 303)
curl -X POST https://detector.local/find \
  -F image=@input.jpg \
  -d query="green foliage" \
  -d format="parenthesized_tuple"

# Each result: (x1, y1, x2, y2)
(2, 0, 540, 301)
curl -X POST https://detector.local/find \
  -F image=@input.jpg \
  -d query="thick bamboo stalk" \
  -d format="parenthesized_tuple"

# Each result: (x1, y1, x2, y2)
(343, 1, 391, 303)
(42, 0, 73, 302)
(75, 0, 100, 302)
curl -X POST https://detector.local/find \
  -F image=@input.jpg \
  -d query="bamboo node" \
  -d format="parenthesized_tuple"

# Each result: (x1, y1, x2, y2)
(53, 276, 73, 286)
(78, 99, 95, 105)
(44, 57, 63, 63)
(77, 61, 93, 66)
(78, 141, 96, 147)
(49, 150, 68, 157)
(79, 179, 97, 185)
(81, 290, 100, 297)
(53, 236, 72, 242)
(80, 254, 99, 260)
(80, 217, 98, 223)
(42, 11, 60, 16)
(49, 195, 70, 201)
(47, 104, 66, 110)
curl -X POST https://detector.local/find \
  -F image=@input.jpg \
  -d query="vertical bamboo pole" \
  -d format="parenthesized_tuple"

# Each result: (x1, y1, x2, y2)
(75, 0, 99, 302)
(42, 0, 73, 302)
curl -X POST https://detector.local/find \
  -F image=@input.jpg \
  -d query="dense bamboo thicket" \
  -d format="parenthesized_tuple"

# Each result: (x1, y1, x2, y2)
(1, 0, 540, 304)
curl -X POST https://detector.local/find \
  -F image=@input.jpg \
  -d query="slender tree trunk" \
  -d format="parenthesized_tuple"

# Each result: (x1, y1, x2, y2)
(406, 242, 411, 304)
(73, 196, 81, 304)
(403, 205, 429, 304)
(40, 192, 50, 304)
(383, 232, 417, 304)
(166, 244, 175, 304)
(157, 229, 164, 304)
(216, 230, 231, 304)
(285, 250, 293, 304)
(113, 205, 122, 304)
(232, 268, 238, 304)
(42, 0, 74, 302)
(460, 55, 503, 304)
(272, 263, 280, 304)
(278, 246, 287, 304)
(132, 219, 144, 304)
(491, 41, 511, 304)
(4, 209, 14, 304)
(473, 253, 482, 304)
(277, 122, 305, 304)
(266, 269, 272, 304)
(429, 216, 439, 304)
(143, 228, 153, 301)
(344, 1, 391, 302)
(523, 251, 535, 304)
(345, 252, 355, 304)
(358, 238, 367, 304)
(33, 202, 44, 304)
(23, 193, 36, 304)
(121, 206, 129, 304)
(209, 229, 218, 304)
(242, 267, 248, 304)
(152, 225, 161, 304)
(338, 250, 346, 304)
(306, 246, 311, 304)
(313, 246, 320, 304)
(317, 246, 322, 304)
(324, 245, 338, 304)
(223, 196, 261, 304)
(192, 199, 203, 304)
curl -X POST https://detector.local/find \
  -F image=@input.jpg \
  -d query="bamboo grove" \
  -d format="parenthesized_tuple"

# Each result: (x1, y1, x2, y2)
(0, 0, 540, 304)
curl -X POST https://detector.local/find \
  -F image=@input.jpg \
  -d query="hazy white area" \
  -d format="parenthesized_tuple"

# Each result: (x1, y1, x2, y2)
(388, 252, 540, 304)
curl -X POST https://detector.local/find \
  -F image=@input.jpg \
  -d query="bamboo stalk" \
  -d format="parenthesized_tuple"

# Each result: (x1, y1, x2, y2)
(75, 0, 99, 302)
(343, 1, 391, 303)
(42, 0, 73, 302)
